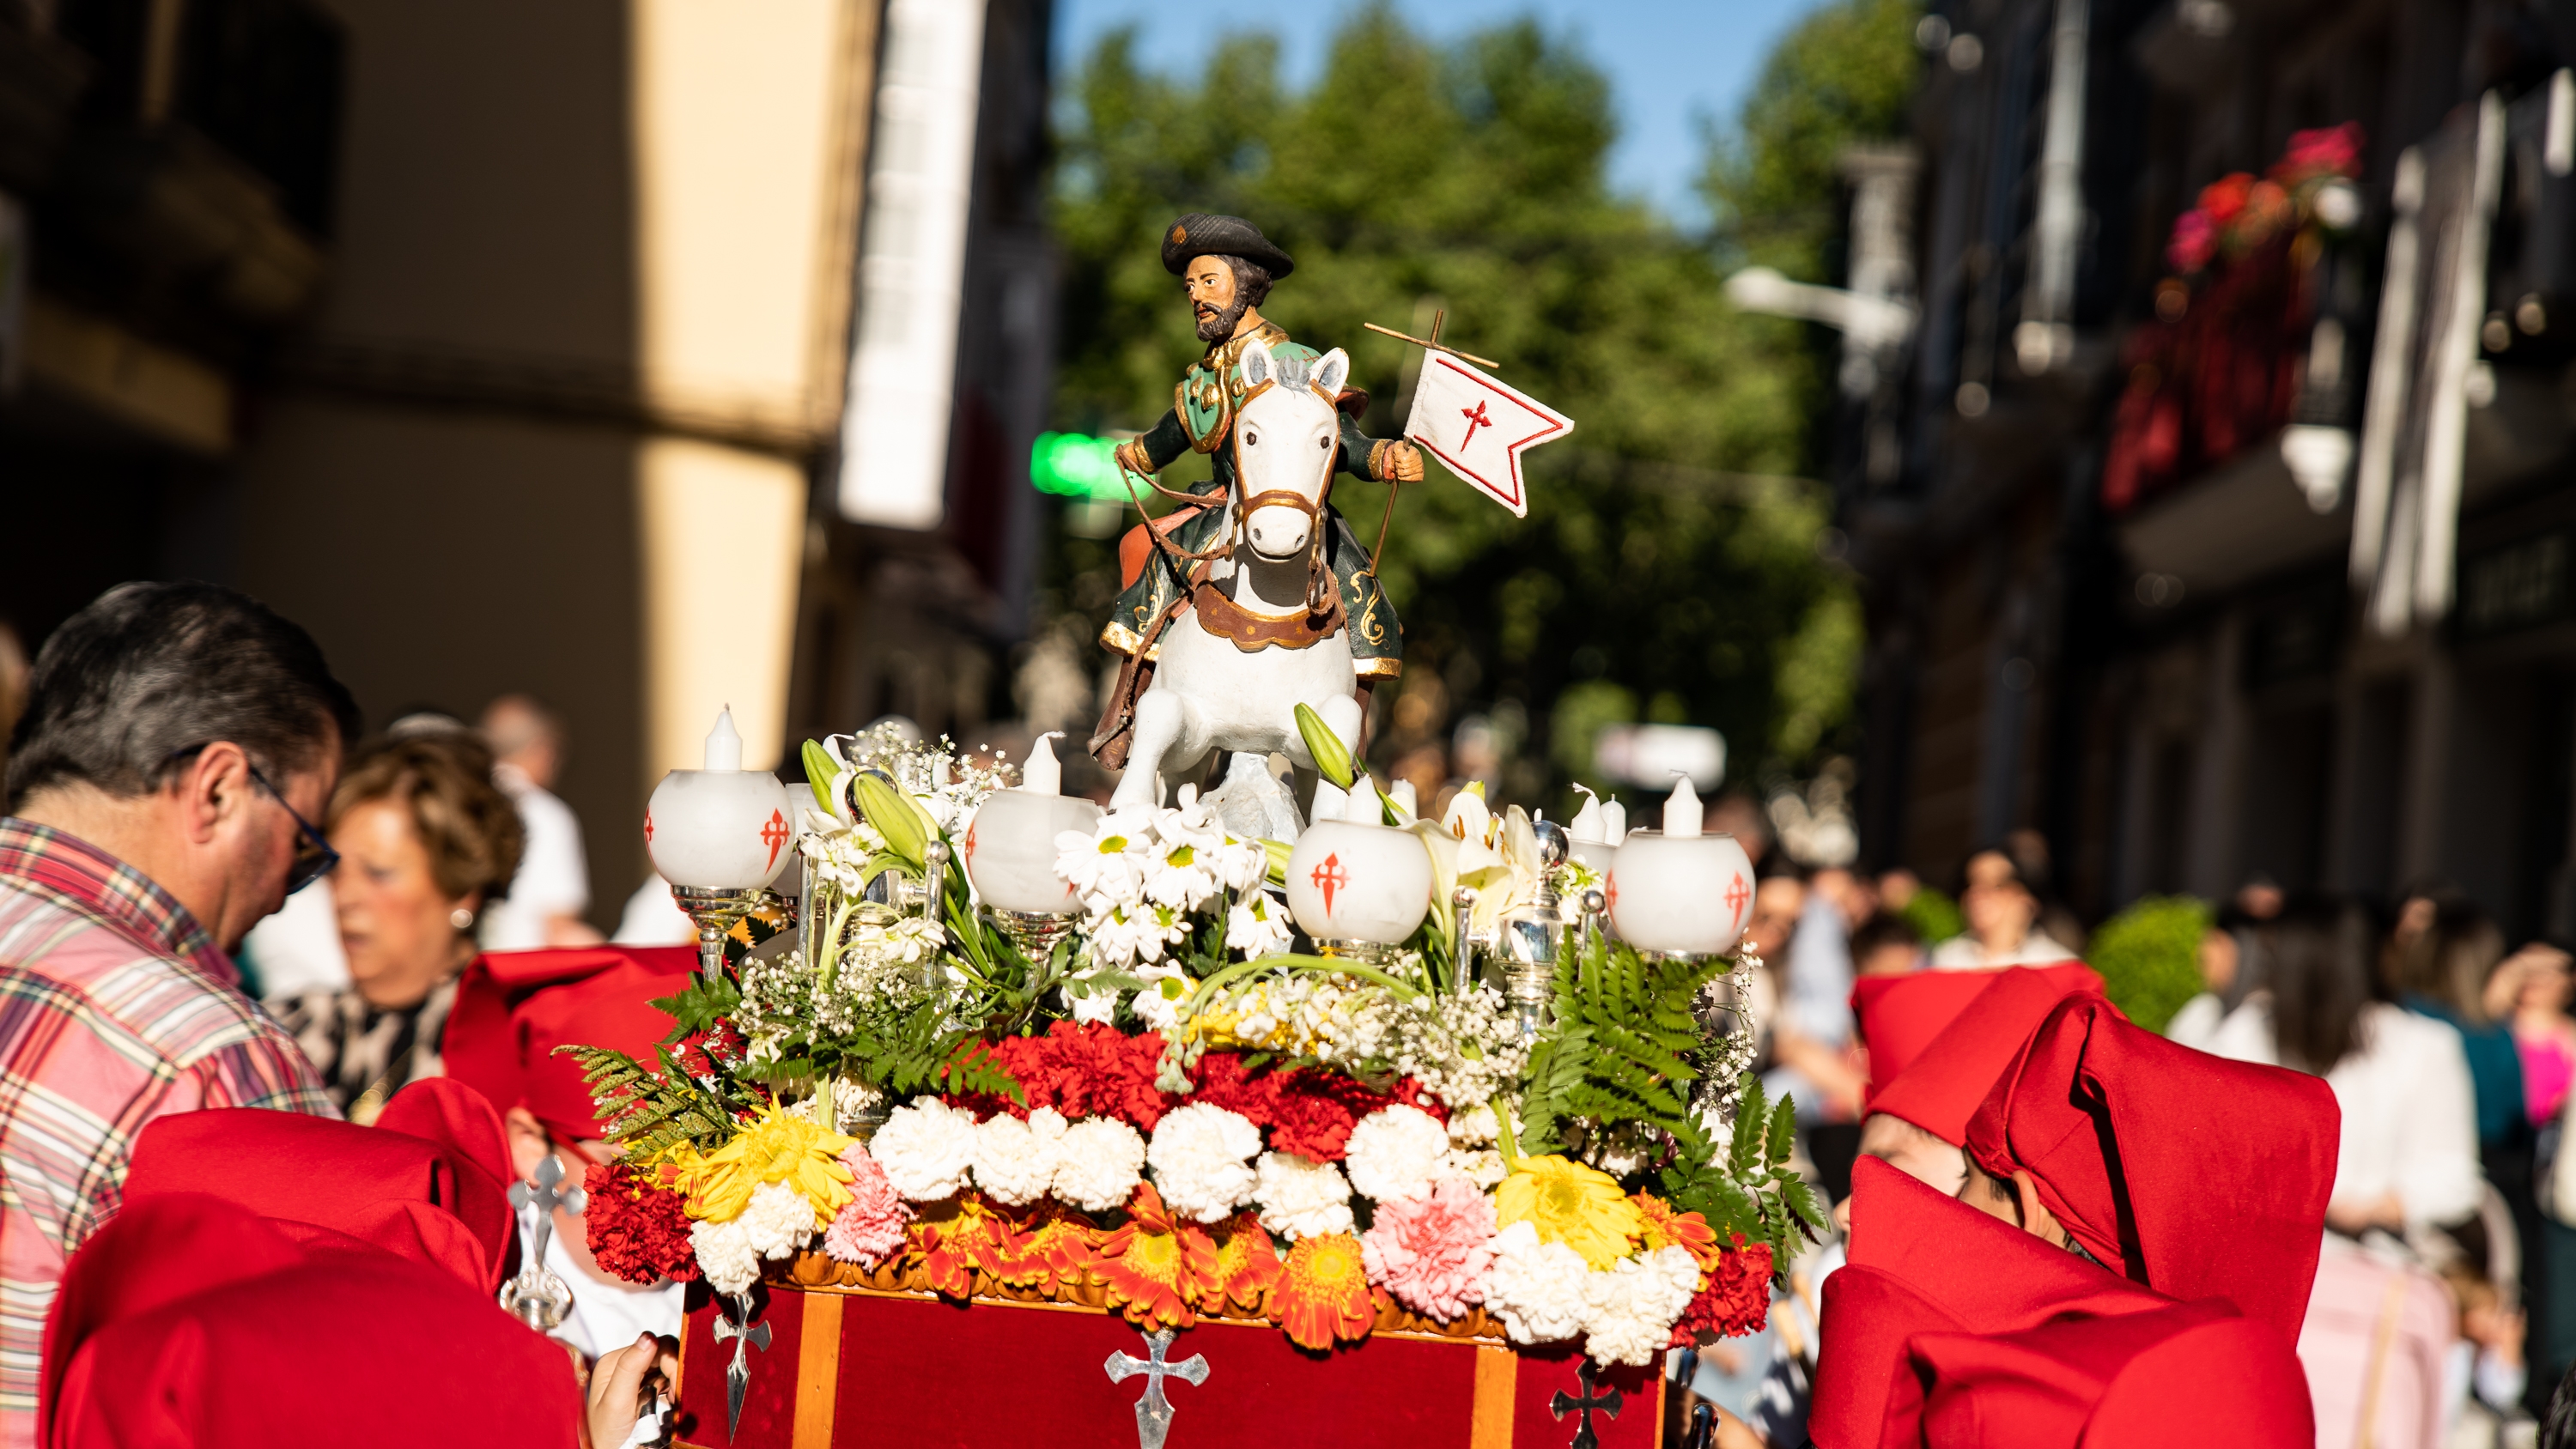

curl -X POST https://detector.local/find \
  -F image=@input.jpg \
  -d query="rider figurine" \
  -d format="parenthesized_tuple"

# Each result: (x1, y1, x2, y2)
(1091, 213, 1424, 767)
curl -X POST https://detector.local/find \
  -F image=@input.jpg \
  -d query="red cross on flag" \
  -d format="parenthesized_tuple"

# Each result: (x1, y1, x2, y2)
(1403, 352, 1574, 518)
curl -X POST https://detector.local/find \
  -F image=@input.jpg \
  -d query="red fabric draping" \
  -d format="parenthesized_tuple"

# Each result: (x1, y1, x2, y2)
(121, 1083, 512, 1291)
(42, 1193, 577, 1448)
(444, 945, 694, 1141)
(676, 1288, 1662, 1449)
(1852, 963, 2103, 1108)
(1864, 967, 2107, 1143)
(1963, 995, 2339, 1345)
(1812, 1159, 2313, 1449)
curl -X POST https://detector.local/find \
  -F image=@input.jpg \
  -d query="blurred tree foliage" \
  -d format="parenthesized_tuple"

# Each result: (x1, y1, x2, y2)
(1048, 2, 1916, 807)
(1703, 0, 1925, 277)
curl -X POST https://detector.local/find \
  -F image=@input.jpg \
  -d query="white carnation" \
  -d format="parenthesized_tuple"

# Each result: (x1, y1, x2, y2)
(691, 1216, 761, 1297)
(1053, 1116, 1148, 1212)
(1145, 1102, 1262, 1222)
(1252, 1152, 1357, 1240)
(740, 1179, 816, 1260)
(1579, 1245, 1701, 1367)
(1480, 1222, 1591, 1344)
(975, 1107, 1069, 1207)
(1344, 1104, 1454, 1203)
(872, 1098, 981, 1201)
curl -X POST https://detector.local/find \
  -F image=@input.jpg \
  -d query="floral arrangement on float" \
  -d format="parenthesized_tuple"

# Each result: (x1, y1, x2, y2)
(575, 711, 1814, 1423)
(2102, 122, 2366, 514)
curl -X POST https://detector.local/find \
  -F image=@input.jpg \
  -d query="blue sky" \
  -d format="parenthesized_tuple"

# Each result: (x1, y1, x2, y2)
(1053, 0, 1831, 225)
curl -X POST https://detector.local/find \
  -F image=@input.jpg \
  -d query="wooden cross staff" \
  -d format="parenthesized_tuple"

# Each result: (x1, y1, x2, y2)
(1363, 308, 1502, 370)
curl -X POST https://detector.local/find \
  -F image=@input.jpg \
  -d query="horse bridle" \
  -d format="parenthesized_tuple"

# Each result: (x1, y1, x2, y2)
(1227, 379, 1341, 616)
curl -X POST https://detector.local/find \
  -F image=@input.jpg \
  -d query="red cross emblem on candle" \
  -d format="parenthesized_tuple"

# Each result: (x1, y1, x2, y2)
(760, 809, 788, 871)
(1605, 876, 1618, 914)
(1459, 398, 1493, 451)
(1310, 852, 1349, 915)
(1723, 872, 1750, 923)
(962, 821, 977, 864)
(643, 813, 654, 842)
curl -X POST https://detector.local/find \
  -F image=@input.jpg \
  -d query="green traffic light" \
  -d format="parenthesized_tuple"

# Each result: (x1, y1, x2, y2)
(1030, 432, 1130, 500)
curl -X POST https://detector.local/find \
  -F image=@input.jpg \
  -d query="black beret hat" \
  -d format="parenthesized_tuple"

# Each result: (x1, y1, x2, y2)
(1160, 213, 1295, 280)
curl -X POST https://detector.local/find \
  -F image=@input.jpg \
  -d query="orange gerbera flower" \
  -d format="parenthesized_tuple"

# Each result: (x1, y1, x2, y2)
(1271, 1232, 1376, 1350)
(1200, 1212, 1285, 1313)
(908, 1196, 1007, 1299)
(1631, 1192, 1722, 1277)
(993, 1201, 1101, 1291)
(1094, 1182, 1217, 1330)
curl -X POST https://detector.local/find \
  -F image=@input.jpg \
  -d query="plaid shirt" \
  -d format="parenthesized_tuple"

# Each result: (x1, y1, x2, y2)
(0, 819, 333, 1442)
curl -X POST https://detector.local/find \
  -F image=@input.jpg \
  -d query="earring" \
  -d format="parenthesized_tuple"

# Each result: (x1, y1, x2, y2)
(449, 906, 476, 931)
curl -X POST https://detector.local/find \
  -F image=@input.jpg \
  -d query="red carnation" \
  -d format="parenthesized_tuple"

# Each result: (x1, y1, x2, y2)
(584, 1161, 699, 1286)
(1669, 1235, 1772, 1346)
(1189, 1052, 1282, 1122)
(952, 1022, 1178, 1131)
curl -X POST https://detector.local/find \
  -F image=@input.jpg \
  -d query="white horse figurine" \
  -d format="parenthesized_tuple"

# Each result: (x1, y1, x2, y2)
(1111, 338, 1367, 825)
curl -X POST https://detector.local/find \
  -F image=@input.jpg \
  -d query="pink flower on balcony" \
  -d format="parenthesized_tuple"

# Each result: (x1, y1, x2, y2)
(2167, 209, 2218, 274)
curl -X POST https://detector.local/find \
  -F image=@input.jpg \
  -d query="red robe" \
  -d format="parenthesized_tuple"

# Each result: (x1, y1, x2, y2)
(1862, 967, 2109, 1143)
(1813, 1159, 2314, 1448)
(443, 944, 697, 1140)
(42, 1193, 580, 1449)
(1963, 996, 2339, 1345)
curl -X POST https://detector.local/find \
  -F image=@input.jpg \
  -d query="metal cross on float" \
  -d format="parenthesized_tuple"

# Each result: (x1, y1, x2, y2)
(1104, 1327, 1210, 1449)
(1550, 1358, 1624, 1449)
(713, 1294, 773, 1437)
(497, 1153, 586, 1331)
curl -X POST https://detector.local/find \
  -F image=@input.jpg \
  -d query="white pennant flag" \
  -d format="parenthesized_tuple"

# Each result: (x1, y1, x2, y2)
(1402, 352, 1574, 518)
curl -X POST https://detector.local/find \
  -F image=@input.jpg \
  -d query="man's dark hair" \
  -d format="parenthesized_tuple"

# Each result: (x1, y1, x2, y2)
(1218, 254, 1273, 311)
(1849, 911, 1921, 962)
(6, 581, 359, 806)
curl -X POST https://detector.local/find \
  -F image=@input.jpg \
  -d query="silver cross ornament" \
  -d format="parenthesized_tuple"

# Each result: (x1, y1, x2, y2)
(1104, 1327, 1209, 1449)
(496, 1153, 587, 1331)
(712, 1293, 772, 1437)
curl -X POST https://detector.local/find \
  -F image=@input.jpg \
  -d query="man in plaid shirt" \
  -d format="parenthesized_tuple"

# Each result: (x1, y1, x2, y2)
(0, 582, 350, 1444)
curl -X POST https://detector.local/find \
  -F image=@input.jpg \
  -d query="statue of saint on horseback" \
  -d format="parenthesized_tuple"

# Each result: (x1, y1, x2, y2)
(1088, 214, 1423, 828)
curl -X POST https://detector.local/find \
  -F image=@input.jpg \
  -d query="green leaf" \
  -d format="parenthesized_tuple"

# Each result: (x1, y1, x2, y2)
(1765, 1094, 1796, 1170)
(1293, 702, 1354, 789)
(1728, 1073, 1768, 1177)
(1777, 1176, 1829, 1232)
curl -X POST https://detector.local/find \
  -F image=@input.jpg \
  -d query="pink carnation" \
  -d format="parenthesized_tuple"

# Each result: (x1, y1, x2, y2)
(1360, 1177, 1498, 1321)
(823, 1144, 914, 1267)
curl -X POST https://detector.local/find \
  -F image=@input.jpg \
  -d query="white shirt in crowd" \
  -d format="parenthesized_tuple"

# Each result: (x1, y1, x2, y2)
(481, 762, 591, 951)
(612, 875, 698, 946)
(2168, 993, 2482, 1228)
(240, 875, 351, 998)
(1927, 931, 2078, 970)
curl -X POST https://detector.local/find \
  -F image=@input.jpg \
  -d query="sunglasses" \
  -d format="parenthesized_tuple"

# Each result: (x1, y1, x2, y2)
(244, 761, 341, 895)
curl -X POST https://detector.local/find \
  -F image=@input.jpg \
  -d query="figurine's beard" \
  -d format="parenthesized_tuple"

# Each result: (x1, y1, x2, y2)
(1195, 297, 1249, 343)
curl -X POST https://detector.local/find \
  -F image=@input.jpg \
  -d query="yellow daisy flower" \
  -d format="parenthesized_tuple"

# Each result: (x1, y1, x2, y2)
(675, 1102, 856, 1228)
(1494, 1155, 1645, 1270)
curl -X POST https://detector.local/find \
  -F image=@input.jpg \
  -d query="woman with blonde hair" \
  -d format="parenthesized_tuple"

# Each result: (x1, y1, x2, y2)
(272, 724, 523, 1121)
